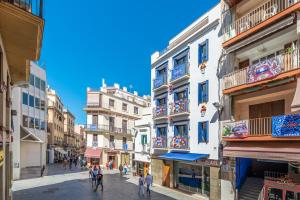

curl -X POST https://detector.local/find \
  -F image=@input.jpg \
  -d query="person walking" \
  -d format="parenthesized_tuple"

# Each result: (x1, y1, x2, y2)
(94, 169, 103, 192)
(138, 174, 145, 196)
(74, 156, 78, 168)
(119, 164, 123, 177)
(41, 165, 45, 177)
(69, 156, 73, 170)
(124, 163, 128, 175)
(63, 156, 68, 170)
(145, 173, 153, 196)
(91, 166, 98, 188)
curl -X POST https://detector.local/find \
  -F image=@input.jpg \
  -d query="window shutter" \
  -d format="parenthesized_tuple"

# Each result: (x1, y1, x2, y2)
(141, 135, 144, 145)
(205, 39, 209, 61)
(198, 83, 202, 104)
(145, 135, 147, 144)
(198, 122, 203, 143)
(198, 45, 203, 64)
(174, 126, 178, 136)
(205, 122, 209, 143)
(205, 80, 209, 102)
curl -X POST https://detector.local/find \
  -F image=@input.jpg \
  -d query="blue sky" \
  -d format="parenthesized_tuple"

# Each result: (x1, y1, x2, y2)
(41, 0, 219, 124)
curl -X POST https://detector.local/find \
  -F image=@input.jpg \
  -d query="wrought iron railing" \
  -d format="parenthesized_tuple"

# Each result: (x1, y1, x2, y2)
(171, 63, 190, 81)
(153, 104, 168, 118)
(1, 0, 43, 18)
(85, 124, 132, 135)
(223, 0, 299, 41)
(223, 48, 300, 89)
(169, 135, 189, 150)
(152, 136, 168, 149)
(170, 99, 189, 115)
(153, 74, 167, 89)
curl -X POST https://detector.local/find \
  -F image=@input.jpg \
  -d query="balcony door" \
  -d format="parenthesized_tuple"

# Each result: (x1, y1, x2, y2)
(109, 117, 115, 131)
(249, 100, 284, 119)
(122, 120, 127, 133)
(92, 115, 98, 125)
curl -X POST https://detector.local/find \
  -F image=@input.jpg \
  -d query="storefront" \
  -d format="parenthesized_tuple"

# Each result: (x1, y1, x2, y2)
(84, 147, 102, 166)
(135, 161, 150, 177)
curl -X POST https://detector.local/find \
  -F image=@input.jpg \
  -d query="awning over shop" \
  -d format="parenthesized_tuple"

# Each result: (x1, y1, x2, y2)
(223, 142, 300, 162)
(291, 77, 300, 113)
(85, 147, 102, 158)
(55, 148, 68, 155)
(158, 152, 209, 162)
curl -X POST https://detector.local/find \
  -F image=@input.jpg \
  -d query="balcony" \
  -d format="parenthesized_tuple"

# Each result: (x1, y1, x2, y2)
(222, 114, 300, 141)
(153, 75, 168, 91)
(84, 124, 132, 135)
(223, 48, 300, 93)
(170, 63, 190, 84)
(223, 0, 300, 45)
(153, 104, 168, 120)
(152, 136, 168, 149)
(0, 0, 44, 83)
(169, 99, 189, 117)
(169, 135, 189, 150)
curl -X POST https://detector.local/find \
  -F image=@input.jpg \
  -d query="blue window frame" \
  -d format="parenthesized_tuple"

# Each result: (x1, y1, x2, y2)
(174, 124, 188, 136)
(198, 81, 209, 104)
(22, 92, 28, 105)
(29, 95, 34, 107)
(157, 127, 167, 136)
(174, 89, 188, 101)
(198, 121, 209, 143)
(198, 39, 209, 64)
(40, 121, 46, 130)
(156, 97, 166, 106)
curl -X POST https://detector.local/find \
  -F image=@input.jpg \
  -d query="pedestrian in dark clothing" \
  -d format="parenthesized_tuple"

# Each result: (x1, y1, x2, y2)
(41, 165, 45, 177)
(74, 157, 78, 168)
(119, 164, 123, 177)
(94, 170, 103, 192)
(69, 157, 73, 170)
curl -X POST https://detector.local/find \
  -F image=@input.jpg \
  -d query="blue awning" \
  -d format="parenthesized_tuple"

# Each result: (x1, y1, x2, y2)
(158, 152, 209, 162)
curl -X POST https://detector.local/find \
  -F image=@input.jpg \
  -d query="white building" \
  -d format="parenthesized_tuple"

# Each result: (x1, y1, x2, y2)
(84, 80, 150, 169)
(133, 107, 152, 176)
(150, 4, 222, 200)
(12, 62, 47, 180)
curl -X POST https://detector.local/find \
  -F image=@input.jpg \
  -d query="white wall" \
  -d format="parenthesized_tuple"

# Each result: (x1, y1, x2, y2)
(20, 141, 42, 168)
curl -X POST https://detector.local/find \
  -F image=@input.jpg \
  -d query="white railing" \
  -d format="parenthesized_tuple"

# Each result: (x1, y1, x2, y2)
(223, 48, 300, 89)
(223, 0, 299, 41)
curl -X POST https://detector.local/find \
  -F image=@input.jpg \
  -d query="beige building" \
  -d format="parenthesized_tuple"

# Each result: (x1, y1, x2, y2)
(63, 109, 75, 155)
(75, 124, 86, 156)
(0, 1, 44, 199)
(47, 88, 66, 163)
(84, 80, 150, 168)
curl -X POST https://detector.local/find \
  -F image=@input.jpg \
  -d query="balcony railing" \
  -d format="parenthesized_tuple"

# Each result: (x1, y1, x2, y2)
(92, 141, 98, 147)
(223, 0, 299, 41)
(171, 63, 189, 82)
(84, 124, 132, 135)
(223, 48, 300, 90)
(152, 136, 168, 149)
(169, 135, 189, 150)
(223, 117, 273, 138)
(170, 99, 189, 115)
(1, 0, 44, 18)
(153, 104, 168, 119)
(153, 75, 167, 89)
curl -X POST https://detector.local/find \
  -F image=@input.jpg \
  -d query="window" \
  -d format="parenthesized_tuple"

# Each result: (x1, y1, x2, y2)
(109, 99, 115, 107)
(23, 115, 29, 127)
(35, 118, 40, 129)
(123, 137, 127, 144)
(198, 121, 209, 143)
(29, 74, 35, 86)
(174, 124, 188, 136)
(109, 135, 114, 142)
(174, 89, 188, 101)
(174, 51, 188, 67)
(198, 81, 209, 104)
(40, 100, 45, 111)
(157, 98, 166, 106)
(40, 121, 45, 130)
(134, 106, 139, 114)
(122, 103, 127, 111)
(41, 80, 46, 91)
(157, 127, 167, 136)
(29, 117, 34, 128)
(29, 95, 34, 107)
(35, 97, 40, 109)
(141, 135, 147, 145)
(92, 115, 98, 125)
(22, 92, 28, 105)
(198, 39, 209, 64)
(93, 134, 98, 142)
(35, 76, 40, 89)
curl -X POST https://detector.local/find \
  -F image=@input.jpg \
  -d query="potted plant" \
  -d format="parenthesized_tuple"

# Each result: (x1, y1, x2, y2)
(201, 105, 207, 117)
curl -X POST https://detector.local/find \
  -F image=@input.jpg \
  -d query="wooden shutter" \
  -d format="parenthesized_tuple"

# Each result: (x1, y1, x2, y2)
(198, 44, 203, 64)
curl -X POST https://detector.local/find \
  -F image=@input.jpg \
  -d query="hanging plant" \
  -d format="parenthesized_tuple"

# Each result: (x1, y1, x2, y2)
(201, 105, 207, 117)
(199, 62, 207, 74)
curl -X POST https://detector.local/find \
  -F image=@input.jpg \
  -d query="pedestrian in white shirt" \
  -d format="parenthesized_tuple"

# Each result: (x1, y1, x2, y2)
(145, 173, 153, 195)
(138, 174, 145, 196)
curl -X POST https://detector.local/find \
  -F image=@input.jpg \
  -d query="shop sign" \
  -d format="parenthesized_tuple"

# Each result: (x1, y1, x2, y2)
(196, 159, 220, 167)
(223, 120, 248, 138)
(0, 150, 3, 167)
(247, 58, 282, 83)
(272, 114, 300, 137)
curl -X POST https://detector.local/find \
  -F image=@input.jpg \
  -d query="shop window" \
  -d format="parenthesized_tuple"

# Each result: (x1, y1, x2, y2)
(22, 92, 28, 105)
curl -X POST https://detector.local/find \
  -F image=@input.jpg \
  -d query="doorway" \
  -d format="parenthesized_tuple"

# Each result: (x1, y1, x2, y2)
(163, 164, 171, 187)
(109, 117, 115, 132)
(249, 100, 284, 119)
(108, 154, 117, 169)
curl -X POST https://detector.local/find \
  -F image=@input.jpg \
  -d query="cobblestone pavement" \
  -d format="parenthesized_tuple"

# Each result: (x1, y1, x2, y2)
(12, 165, 203, 200)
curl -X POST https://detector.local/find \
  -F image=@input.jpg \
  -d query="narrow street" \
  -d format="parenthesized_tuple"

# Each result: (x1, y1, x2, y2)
(12, 165, 202, 200)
